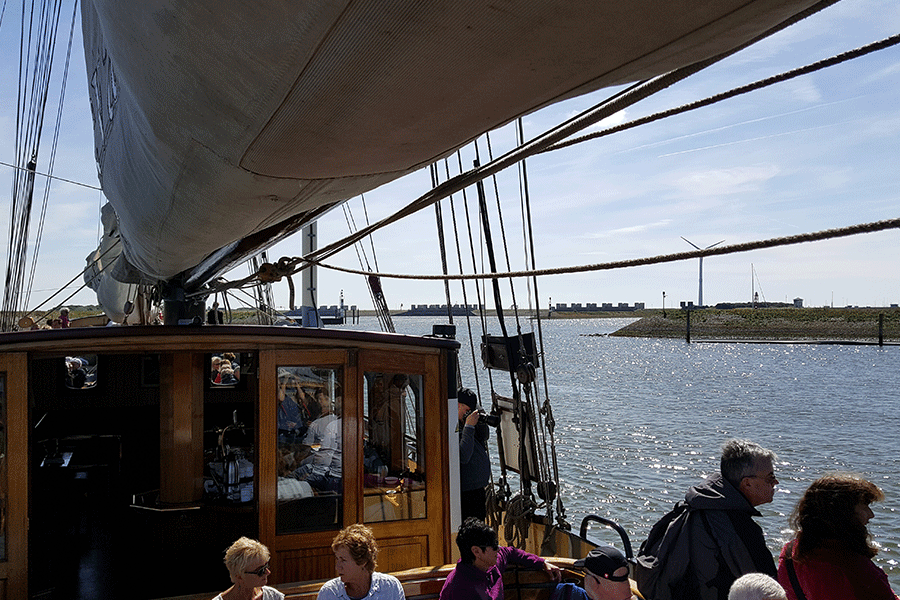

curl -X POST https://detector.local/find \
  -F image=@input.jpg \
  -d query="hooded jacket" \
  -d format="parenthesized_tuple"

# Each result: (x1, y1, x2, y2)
(637, 473, 776, 600)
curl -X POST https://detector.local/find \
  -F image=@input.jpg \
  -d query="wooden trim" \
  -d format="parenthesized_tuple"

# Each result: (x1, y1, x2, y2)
(0, 352, 28, 599)
(159, 353, 204, 504)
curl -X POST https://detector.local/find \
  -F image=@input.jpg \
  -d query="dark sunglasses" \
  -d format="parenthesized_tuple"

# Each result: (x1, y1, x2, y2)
(245, 562, 269, 576)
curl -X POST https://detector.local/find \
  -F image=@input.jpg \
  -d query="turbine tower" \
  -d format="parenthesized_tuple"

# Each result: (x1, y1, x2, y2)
(682, 237, 725, 307)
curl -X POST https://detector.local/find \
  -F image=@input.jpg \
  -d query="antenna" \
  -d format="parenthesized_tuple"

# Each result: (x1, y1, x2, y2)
(681, 237, 725, 307)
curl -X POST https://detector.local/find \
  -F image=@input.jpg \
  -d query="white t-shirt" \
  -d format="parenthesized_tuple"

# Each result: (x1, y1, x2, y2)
(316, 572, 405, 600)
(213, 585, 285, 600)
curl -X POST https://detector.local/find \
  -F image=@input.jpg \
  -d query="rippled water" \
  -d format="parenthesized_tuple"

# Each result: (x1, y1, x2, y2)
(343, 316, 900, 589)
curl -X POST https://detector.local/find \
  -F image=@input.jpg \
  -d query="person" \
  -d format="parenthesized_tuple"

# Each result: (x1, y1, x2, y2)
(635, 438, 779, 600)
(278, 378, 308, 442)
(776, 473, 898, 600)
(457, 387, 491, 521)
(439, 517, 560, 600)
(316, 524, 405, 600)
(213, 536, 284, 600)
(59, 307, 70, 328)
(304, 395, 339, 445)
(294, 408, 342, 493)
(729, 574, 786, 600)
(553, 546, 638, 600)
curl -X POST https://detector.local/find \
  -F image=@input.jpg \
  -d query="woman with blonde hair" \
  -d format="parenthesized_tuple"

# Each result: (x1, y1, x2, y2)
(777, 473, 897, 600)
(214, 537, 284, 600)
(317, 524, 405, 599)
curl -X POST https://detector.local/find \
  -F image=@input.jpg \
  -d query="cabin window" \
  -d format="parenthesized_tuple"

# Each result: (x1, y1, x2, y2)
(363, 372, 426, 523)
(276, 366, 343, 534)
(0, 373, 6, 560)
(64, 355, 98, 390)
(209, 352, 244, 388)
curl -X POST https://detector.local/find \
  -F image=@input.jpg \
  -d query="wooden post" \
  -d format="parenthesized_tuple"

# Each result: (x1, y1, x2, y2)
(879, 313, 884, 346)
(159, 352, 205, 504)
(686, 310, 691, 343)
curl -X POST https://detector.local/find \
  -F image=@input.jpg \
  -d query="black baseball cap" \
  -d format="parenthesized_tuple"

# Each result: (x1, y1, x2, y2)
(574, 546, 630, 582)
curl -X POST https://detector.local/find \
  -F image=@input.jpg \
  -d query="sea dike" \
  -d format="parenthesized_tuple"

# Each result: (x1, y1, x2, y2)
(610, 307, 900, 343)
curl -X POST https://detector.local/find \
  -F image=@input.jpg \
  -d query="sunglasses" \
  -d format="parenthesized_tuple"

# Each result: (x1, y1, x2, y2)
(245, 562, 270, 577)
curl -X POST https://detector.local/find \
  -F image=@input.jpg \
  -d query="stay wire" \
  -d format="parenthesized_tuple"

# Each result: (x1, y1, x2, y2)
(25, 0, 77, 310)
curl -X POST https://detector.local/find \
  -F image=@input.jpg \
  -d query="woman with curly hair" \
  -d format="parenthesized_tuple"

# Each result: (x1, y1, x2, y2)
(317, 524, 405, 599)
(777, 473, 897, 600)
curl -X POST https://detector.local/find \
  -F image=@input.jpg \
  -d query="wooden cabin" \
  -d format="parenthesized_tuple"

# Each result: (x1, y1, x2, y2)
(0, 325, 460, 599)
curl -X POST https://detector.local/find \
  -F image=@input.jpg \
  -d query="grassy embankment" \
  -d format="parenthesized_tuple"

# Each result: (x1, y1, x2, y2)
(606, 307, 900, 342)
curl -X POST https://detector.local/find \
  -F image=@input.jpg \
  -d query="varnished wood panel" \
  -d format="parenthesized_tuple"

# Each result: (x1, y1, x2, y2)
(159, 352, 204, 503)
(0, 353, 28, 600)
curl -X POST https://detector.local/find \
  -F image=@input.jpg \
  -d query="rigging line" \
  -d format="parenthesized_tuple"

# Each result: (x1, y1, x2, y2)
(544, 31, 900, 155)
(18, 237, 121, 322)
(297, 0, 839, 270)
(431, 163, 454, 323)
(0, 160, 102, 190)
(360, 194, 380, 273)
(307, 217, 900, 282)
(482, 133, 522, 331)
(445, 158, 480, 397)
(343, 201, 372, 272)
(25, 0, 78, 310)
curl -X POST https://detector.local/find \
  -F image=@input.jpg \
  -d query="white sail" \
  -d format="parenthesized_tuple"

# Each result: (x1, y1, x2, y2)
(81, 0, 824, 291)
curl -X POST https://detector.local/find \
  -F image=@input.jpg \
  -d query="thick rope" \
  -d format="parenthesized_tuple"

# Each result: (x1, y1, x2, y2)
(545, 31, 900, 155)
(291, 217, 900, 283)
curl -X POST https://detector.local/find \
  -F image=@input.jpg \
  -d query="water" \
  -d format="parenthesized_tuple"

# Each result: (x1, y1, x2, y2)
(338, 315, 900, 589)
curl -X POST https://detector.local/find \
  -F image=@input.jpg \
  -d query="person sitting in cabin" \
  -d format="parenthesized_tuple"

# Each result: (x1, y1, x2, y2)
(552, 546, 639, 600)
(634, 438, 779, 600)
(294, 408, 342, 493)
(457, 387, 492, 521)
(278, 378, 308, 442)
(219, 365, 239, 385)
(729, 574, 786, 600)
(439, 517, 560, 600)
(304, 395, 340, 445)
(213, 536, 284, 600)
(316, 524, 405, 600)
(776, 473, 897, 600)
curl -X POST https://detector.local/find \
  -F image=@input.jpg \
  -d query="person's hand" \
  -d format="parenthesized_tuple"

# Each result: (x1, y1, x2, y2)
(543, 561, 561, 581)
(465, 410, 481, 428)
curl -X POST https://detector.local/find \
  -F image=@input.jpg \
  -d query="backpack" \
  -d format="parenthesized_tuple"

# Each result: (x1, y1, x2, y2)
(633, 501, 692, 599)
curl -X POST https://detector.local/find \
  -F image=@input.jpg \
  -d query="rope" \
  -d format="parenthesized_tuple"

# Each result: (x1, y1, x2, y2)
(544, 31, 900, 155)
(296, 0, 838, 271)
(504, 493, 537, 549)
(0, 160, 101, 190)
(297, 217, 900, 283)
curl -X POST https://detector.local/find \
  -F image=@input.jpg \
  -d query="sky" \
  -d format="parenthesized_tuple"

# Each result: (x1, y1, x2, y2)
(2, 0, 900, 315)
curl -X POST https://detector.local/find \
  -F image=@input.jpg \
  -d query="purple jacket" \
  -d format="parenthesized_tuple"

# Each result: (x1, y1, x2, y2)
(439, 546, 546, 600)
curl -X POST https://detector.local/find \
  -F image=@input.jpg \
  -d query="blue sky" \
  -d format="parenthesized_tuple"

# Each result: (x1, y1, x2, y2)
(2, 0, 900, 314)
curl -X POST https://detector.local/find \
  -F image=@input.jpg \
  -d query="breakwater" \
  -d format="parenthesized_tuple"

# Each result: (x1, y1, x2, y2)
(611, 307, 900, 343)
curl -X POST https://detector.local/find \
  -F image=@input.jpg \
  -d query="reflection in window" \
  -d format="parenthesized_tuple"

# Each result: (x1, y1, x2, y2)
(364, 372, 426, 523)
(276, 366, 342, 534)
(211, 352, 241, 386)
(0, 374, 6, 560)
(65, 355, 98, 389)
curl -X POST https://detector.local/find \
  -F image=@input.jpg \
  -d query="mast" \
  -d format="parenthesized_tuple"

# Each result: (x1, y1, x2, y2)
(301, 223, 321, 327)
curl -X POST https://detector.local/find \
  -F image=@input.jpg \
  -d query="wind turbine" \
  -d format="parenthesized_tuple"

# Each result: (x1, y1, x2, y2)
(682, 237, 725, 307)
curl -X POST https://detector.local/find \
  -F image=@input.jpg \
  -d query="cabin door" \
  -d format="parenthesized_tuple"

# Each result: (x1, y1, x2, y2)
(0, 353, 28, 599)
(259, 346, 451, 585)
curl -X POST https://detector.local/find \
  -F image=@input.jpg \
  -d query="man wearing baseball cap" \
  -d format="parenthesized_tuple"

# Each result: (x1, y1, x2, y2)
(566, 546, 639, 600)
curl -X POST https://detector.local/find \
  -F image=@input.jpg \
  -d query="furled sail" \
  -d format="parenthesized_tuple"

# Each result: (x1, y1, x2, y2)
(81, 0, 825, 314)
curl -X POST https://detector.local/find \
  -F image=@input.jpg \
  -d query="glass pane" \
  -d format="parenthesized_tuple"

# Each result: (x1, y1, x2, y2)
(276, 366, 342, 534)
(363, 372, 426, 523)
(0, 373, 6, 560)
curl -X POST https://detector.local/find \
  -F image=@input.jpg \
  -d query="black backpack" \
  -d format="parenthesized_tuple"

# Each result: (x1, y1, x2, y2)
(633, 501, 691, 599)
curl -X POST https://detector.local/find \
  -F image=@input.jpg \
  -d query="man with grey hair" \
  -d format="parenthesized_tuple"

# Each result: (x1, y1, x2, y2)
(635, 438, 779, 600)
(728, 573, 786, 600)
